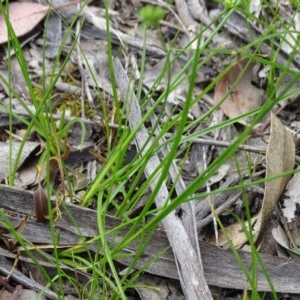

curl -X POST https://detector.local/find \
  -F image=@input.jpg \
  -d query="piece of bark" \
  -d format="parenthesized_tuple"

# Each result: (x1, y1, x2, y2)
(1, 185, 300, 293)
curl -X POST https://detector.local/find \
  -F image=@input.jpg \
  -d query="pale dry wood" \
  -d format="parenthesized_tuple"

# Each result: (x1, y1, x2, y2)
(2, 185, 300, 293)
(114, 58, 212, 299)
(149, 106, 202, 269)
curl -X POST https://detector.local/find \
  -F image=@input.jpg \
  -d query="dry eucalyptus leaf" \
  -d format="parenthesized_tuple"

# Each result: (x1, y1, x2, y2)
(282, 171, 300, 222)
(0, 2, 48, 44)
(214, 58, 265, 125)
(0, 141, 40, 182)
(217, 113, 295, 248)
(263, 113, 295, 220)
(274, 171, 300, 254)
(143, 57, 189, 110)
(16, 152, 40, 188)
(272, 225, 300, 256)
(272, 225, 291, 251)
(0, 56, 30, 98)
(82, 51, 113, 95)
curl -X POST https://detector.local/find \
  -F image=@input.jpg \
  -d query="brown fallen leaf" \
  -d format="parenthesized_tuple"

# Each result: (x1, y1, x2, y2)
(0, 0, 82, 45)
(214, 58, 265, 125)
(0, 2, 49, 44)
(216, 113, 295, 247)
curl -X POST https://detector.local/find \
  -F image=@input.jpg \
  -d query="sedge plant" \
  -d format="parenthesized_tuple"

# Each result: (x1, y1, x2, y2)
(1, 0, 300, 299)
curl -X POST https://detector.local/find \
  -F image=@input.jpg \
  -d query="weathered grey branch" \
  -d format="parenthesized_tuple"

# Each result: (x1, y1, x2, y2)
(1, 185, 300, 294)
(149, 107, 202, 274)
(114, 58, 212, 299)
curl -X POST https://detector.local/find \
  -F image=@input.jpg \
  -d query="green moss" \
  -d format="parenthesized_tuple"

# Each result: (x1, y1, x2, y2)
(55, 94, 97, 118)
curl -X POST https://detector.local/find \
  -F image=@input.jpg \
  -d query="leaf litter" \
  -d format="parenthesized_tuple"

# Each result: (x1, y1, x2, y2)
(214, 57, 266, 125)
(0, 2, 48, 45)
(0, 0, 300, 299)
(215, 113, 295, 248)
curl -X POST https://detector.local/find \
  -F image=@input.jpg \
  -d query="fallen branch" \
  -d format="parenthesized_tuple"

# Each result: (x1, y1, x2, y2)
(1, 185, 300, 294)
(113, 58, 212, 299)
